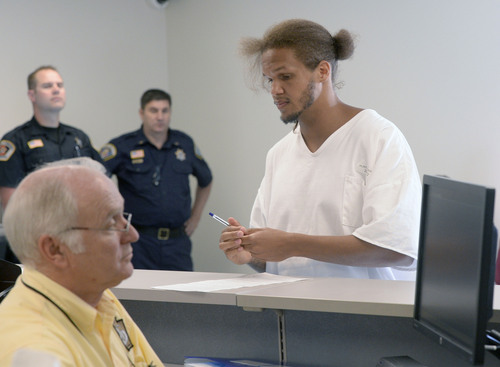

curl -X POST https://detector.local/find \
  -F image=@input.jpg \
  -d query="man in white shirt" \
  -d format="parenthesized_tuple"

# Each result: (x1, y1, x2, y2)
(218, 19, 421, 279)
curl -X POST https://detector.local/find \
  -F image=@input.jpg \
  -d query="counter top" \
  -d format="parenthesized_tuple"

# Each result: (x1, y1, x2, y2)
(112, 270, 500, 322)
(238, 277, 416, 317)
(113, 269, 246, 305)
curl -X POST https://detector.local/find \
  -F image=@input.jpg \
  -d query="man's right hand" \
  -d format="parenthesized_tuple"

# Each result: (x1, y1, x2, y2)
(218, 217, 253, 265)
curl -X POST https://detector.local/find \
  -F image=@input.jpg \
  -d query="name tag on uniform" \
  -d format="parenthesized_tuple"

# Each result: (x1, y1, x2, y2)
(27, 139, 44, 149)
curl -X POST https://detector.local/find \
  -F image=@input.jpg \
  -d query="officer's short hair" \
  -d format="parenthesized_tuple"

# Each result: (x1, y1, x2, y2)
(140, 89, 171, 110)
(27, 65, 59, 90)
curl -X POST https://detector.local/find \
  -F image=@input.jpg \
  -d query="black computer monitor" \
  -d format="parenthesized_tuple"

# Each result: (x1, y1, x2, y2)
(413, 175, 496, 364)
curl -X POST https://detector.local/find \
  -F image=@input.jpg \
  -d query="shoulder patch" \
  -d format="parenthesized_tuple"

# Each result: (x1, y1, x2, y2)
(0, 140, 16, 162)
(100, 143, 117, 161)
(194, 144, 205, 160)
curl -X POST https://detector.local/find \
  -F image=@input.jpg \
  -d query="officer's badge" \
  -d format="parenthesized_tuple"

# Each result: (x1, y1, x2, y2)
(100, 143, 117, 161)
(113, 318, 133, 351)
(0, 140, 15, 162)
(175, 148, 186, 161)
(27, 139, 44, 149)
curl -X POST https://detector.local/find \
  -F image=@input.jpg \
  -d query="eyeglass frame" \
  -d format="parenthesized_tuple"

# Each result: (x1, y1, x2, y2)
(59, 212, 132, 234)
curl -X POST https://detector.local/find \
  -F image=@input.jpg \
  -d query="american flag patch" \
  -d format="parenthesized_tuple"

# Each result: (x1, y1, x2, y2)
(27, 139, 44, 149)
(130, 149, 145, 159)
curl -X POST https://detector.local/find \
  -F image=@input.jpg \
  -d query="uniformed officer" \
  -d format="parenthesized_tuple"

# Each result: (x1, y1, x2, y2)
(0, 65, 102, 262)
(100, 89, 213, 271)
(0, 65, 102, 208)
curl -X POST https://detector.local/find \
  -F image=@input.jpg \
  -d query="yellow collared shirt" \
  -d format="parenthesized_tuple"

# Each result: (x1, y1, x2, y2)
(0, 268, 162, 367)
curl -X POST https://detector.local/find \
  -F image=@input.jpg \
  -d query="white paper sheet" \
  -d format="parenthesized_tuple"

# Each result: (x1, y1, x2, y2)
(152, 272, 305, 292)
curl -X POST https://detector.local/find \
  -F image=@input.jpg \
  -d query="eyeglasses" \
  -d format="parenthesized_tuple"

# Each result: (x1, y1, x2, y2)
(61, 212, 132, 234)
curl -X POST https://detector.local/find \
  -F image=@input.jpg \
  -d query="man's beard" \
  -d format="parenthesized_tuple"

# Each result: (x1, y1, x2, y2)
(281, 79, 315, 124)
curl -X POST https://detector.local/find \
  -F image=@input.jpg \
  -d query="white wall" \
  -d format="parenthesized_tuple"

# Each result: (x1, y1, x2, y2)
(0, 0, 169, 149)
(2, 0, 500, 274)
(164, 0, 500, 272)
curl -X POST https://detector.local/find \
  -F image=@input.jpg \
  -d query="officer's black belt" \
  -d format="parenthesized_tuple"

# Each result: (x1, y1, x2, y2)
(133, 225, 186, 240)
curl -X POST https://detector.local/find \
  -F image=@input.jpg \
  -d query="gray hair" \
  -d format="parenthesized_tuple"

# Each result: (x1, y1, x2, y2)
(42, 156, 107, 174)
(3, 158, 106, 267)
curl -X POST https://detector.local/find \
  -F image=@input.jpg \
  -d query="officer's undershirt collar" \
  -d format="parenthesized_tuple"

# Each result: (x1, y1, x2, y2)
(138, 126, 176, 149)
(30, 116, 71, 138)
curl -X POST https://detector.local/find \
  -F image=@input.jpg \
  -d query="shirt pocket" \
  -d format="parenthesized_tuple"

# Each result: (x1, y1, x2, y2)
(342, 175, 364, 228)
(171, 158, 192, 175)
(77, 144, 95, 157)
(122, 159, 155, 187)
(24, 145, 57, 172)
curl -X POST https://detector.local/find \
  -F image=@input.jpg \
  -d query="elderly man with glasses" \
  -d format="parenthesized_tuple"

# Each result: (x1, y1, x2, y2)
(0, 157, 162, 367)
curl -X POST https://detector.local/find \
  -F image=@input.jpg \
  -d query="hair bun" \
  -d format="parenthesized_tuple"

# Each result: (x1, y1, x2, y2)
(333, 29, 355, 60)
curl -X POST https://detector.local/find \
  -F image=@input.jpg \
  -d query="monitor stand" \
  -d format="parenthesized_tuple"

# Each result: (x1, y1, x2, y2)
(377, 356, 428, 367)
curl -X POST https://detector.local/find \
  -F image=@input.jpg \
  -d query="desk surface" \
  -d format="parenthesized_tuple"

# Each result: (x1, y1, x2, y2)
(238, 277, 416, 317)
(113, 270, 247, 305)
(112, 270, 500, 321)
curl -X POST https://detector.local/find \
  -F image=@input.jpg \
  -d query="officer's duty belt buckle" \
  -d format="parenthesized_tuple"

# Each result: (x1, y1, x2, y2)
(158, 228, 170, 240)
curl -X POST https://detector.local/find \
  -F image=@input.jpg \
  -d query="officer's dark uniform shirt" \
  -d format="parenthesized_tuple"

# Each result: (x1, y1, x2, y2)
(100, 127, 212, 229)
(0, 117, 103, 188)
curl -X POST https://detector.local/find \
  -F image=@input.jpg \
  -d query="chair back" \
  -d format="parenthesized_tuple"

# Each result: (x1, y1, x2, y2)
(0, 259, 22, 303)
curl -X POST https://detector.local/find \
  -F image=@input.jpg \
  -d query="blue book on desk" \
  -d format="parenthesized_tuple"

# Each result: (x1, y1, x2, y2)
(184, 357, 294, 367)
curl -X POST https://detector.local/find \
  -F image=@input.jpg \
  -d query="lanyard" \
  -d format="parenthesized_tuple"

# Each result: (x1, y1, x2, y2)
(20, 279, 146, 366)
(21, 279, 83, 336)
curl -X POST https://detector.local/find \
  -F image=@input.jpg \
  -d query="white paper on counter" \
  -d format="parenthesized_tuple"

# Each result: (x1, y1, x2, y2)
(152, 272, 306, 292)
